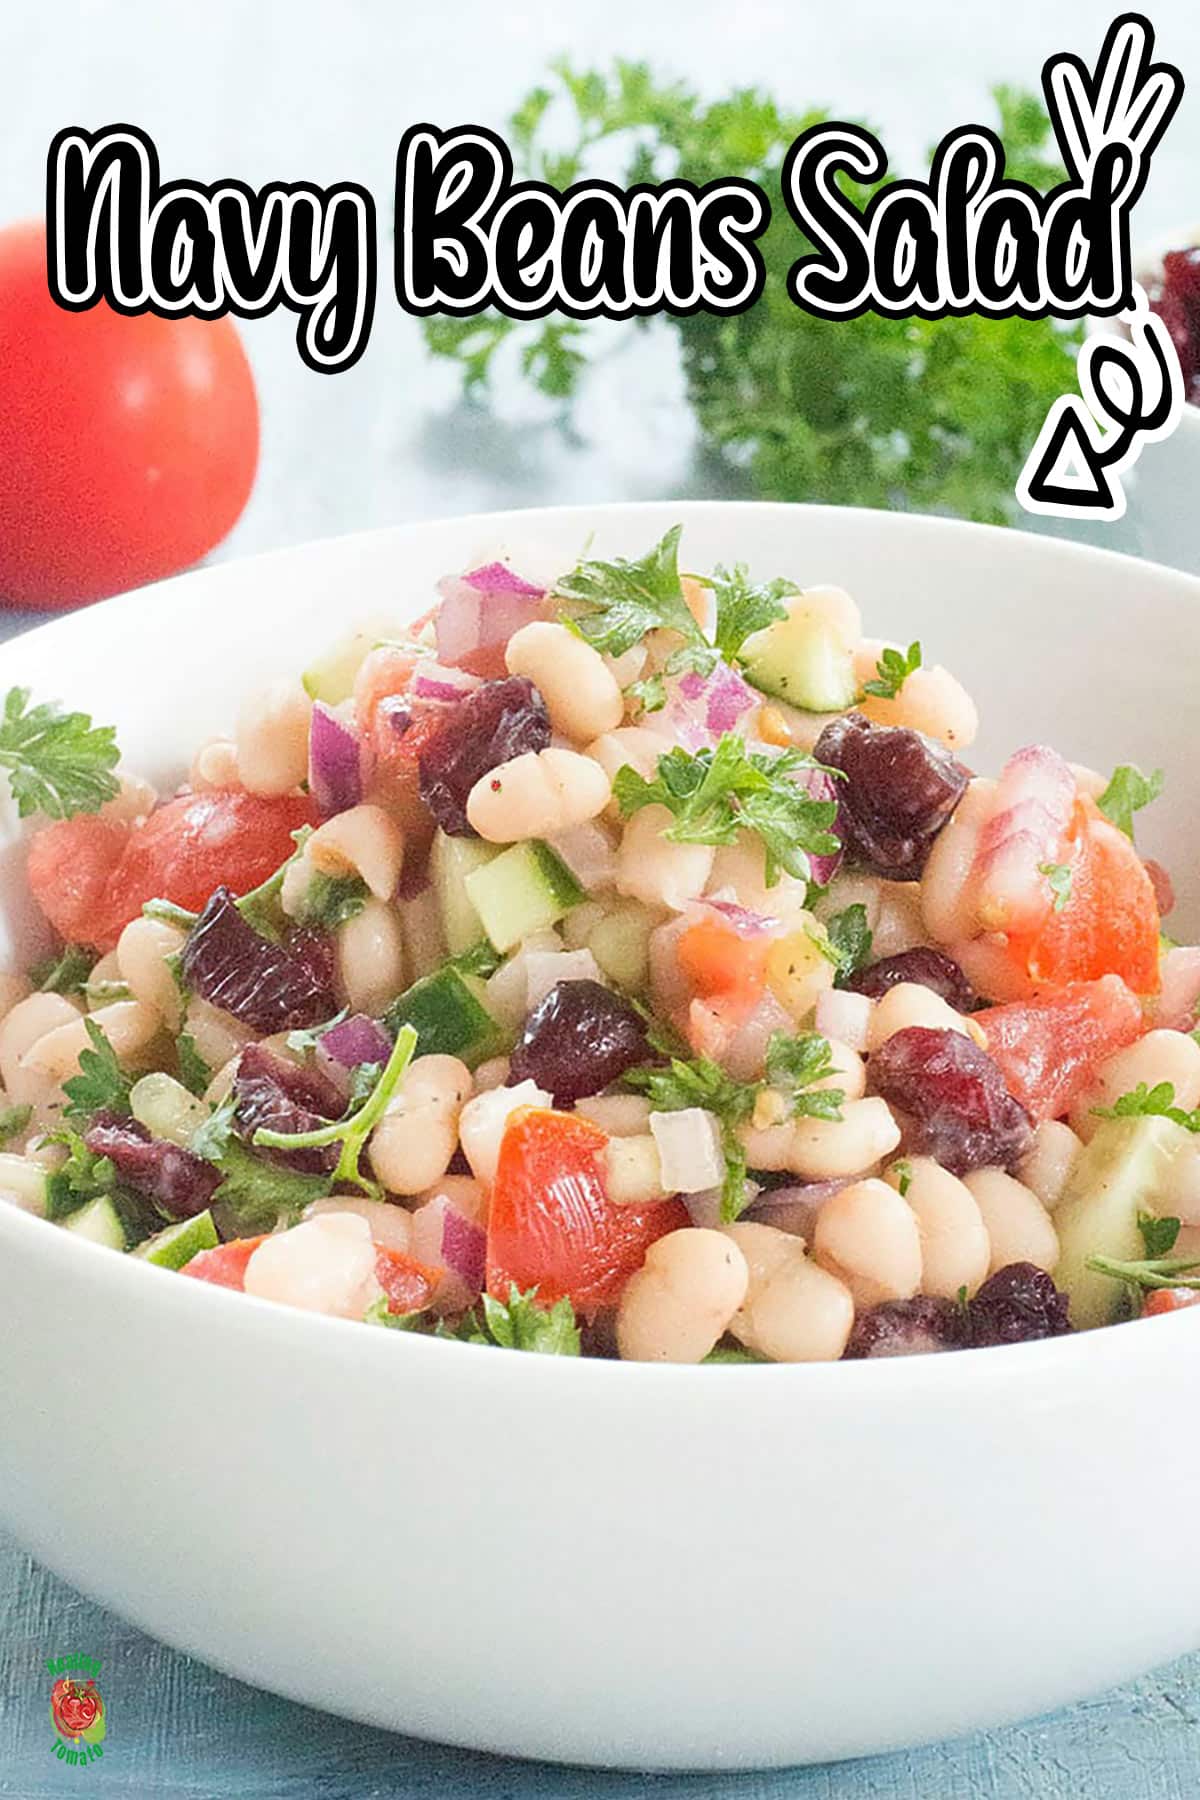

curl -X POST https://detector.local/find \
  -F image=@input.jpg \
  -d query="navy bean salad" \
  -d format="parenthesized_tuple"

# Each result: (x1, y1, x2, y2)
(2, 527, 1198, 1362)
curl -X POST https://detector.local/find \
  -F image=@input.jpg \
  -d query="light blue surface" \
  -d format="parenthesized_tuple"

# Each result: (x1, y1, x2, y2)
(4, 1, 1200, 1791)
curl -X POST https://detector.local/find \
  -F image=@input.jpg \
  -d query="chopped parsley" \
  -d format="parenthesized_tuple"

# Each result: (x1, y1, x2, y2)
(1038, 862, 1072, 913)
(862, 641, 922, 701)
(0, 687, 120, 820)
(250, 1024, 419, 1197)
(1086, 1250, 1200, 1295)
(1097, 764, 1164, 840)
(1137, 1212, 1181, 1258)
(706, 564, 797, 665)
(824, 903, 873, 982)
(556, 525, 706, 659)
(293, 871, 368, 933)
(61, 1018, 133, 1123)
(369, 1283, 582, 1355)
(43, 1128, 119, 1221)
(29, 943, 95, 996)
(1092, 1081, 1200, 1132)
(626, 672, 667, 717)
(625, 1031, 845, 1221)
(190, 1096, 330, 1232)
(703, 1344, 767, 1364)
(0, 1103, 32, 1146)
(175, 1033, 213, 1098)
(612, 733, 840, 886)
(891, 1159, 914, 1198)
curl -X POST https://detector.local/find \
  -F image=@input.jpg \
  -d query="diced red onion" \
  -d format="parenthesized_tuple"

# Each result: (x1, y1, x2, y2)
(411, 1193, 486, 1311)
(1146, 859, 1175, 919)
(315, 1014, 393, 1095)
(546, 821, 617, 891)
(702, 897, 776, 938)
(463, 561, 545, 599)
(410, 662, 483, 704)
(746, 1179, 852, 1238)
(815, 987, 874, 1053)
(309, 703, 363, 818)
(788, 764, 843, 887)
(970, 745, 1076, 934)
(646, 660, 757, 752)
(435, 566, 547, 667)
(1156, 945, 1200, 1031)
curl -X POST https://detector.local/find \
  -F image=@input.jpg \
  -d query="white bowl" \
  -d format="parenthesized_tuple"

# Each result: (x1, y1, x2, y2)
(1, 503, 1199, 1771)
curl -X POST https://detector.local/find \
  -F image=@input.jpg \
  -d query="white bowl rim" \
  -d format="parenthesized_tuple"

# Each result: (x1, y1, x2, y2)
(2, 496, 1199, 1387)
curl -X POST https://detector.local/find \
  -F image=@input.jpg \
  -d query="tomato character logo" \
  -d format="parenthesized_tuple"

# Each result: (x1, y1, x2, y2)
(50, 1675, 106, 1748)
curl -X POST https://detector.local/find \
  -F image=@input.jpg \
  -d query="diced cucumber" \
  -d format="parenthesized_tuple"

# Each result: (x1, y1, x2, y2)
(301, 618, 406, 704)
(384, 966, 503, 1066)
(740, 609, 858, 712)
(1054, 1116, 1189, 1330)
(62, 1194, 126, 1251)
(464, 841, 584, 954)
(133, 1209, 219, 1270)
(431, 830, 501, 955)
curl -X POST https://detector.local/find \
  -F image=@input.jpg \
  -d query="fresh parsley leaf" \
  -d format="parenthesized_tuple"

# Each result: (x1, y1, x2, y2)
(1097, 765, 1164, 840)
(862, 641, 922, 700)
(143, 898, 201, 930)
(61, 1018, 133, 1123)
(251, 1024, 419, 1196)
(824, 904, 873, 982)
(175, 1033, 212, 1098)
(84, 978, 132, 1006)
(190, 1095, 330, 1232)
(29, 943, 95, 995)
(703, 1344, 767, 1364)
(706, 564, 796, 664)
(1092, 1082, 1200, 1132)
(1038, 862, 1072, 914)
(613, 734, 840, 886)
(626, 673, 667, 716)
(477, 1286, 582, 1354)
(625, 1032, 843, 1220)
(0, 687, 121, 820)
(892, 1159, 914, 1198)
(764, 1031, 845, 1121)
(1138, 1212, 1181, 1258)
(294, 872, 368, 933)
(43, 1128, 119, 1220)
(0, 1102, 32, 1146)
(555, 526, 706, 658)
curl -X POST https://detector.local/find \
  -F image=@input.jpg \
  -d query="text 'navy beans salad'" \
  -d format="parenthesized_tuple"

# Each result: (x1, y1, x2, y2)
(2, 528, 1198, 1362)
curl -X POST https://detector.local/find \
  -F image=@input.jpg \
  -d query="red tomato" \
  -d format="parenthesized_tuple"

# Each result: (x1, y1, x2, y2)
(487, 1108, 689, 1312)
(976, 975, 1144, 1122)
(677, 916, 768, 1006)
(374, 1246, 440, 1315)
(362, 707, 444, 856)
(182, 1236, 268, 1290)
(0, 221, 258, 608)
(1006, 798, 1160, 996)
(1143, 1288, 1200, 1316)
(27, 789, 317, 950)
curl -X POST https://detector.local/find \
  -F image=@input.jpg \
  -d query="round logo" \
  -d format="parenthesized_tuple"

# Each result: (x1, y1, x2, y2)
(50, 1675, 106, 1748)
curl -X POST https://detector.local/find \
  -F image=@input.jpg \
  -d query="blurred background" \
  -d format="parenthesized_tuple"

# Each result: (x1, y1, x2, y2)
(1, 0, 1199, 594)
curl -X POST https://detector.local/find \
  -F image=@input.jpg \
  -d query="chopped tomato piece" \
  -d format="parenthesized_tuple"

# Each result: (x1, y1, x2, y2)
(25, 814, 130, 947)
(374, 1245, 440, 1315)
(677, 916, 769, 1007)
(181, 1236, 268, 1290)
(360, 700, 444, 855)
(1143, 1288, 1200, 1316)
(487, 1107, 688, 1312)
(27, 789, 318, 951)
(976, 975, 1144, 1122)
(1006, 798, 1160, 996)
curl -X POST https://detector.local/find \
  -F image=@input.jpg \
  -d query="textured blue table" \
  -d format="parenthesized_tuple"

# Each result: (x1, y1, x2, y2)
(5, 0, 1200, 1790)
